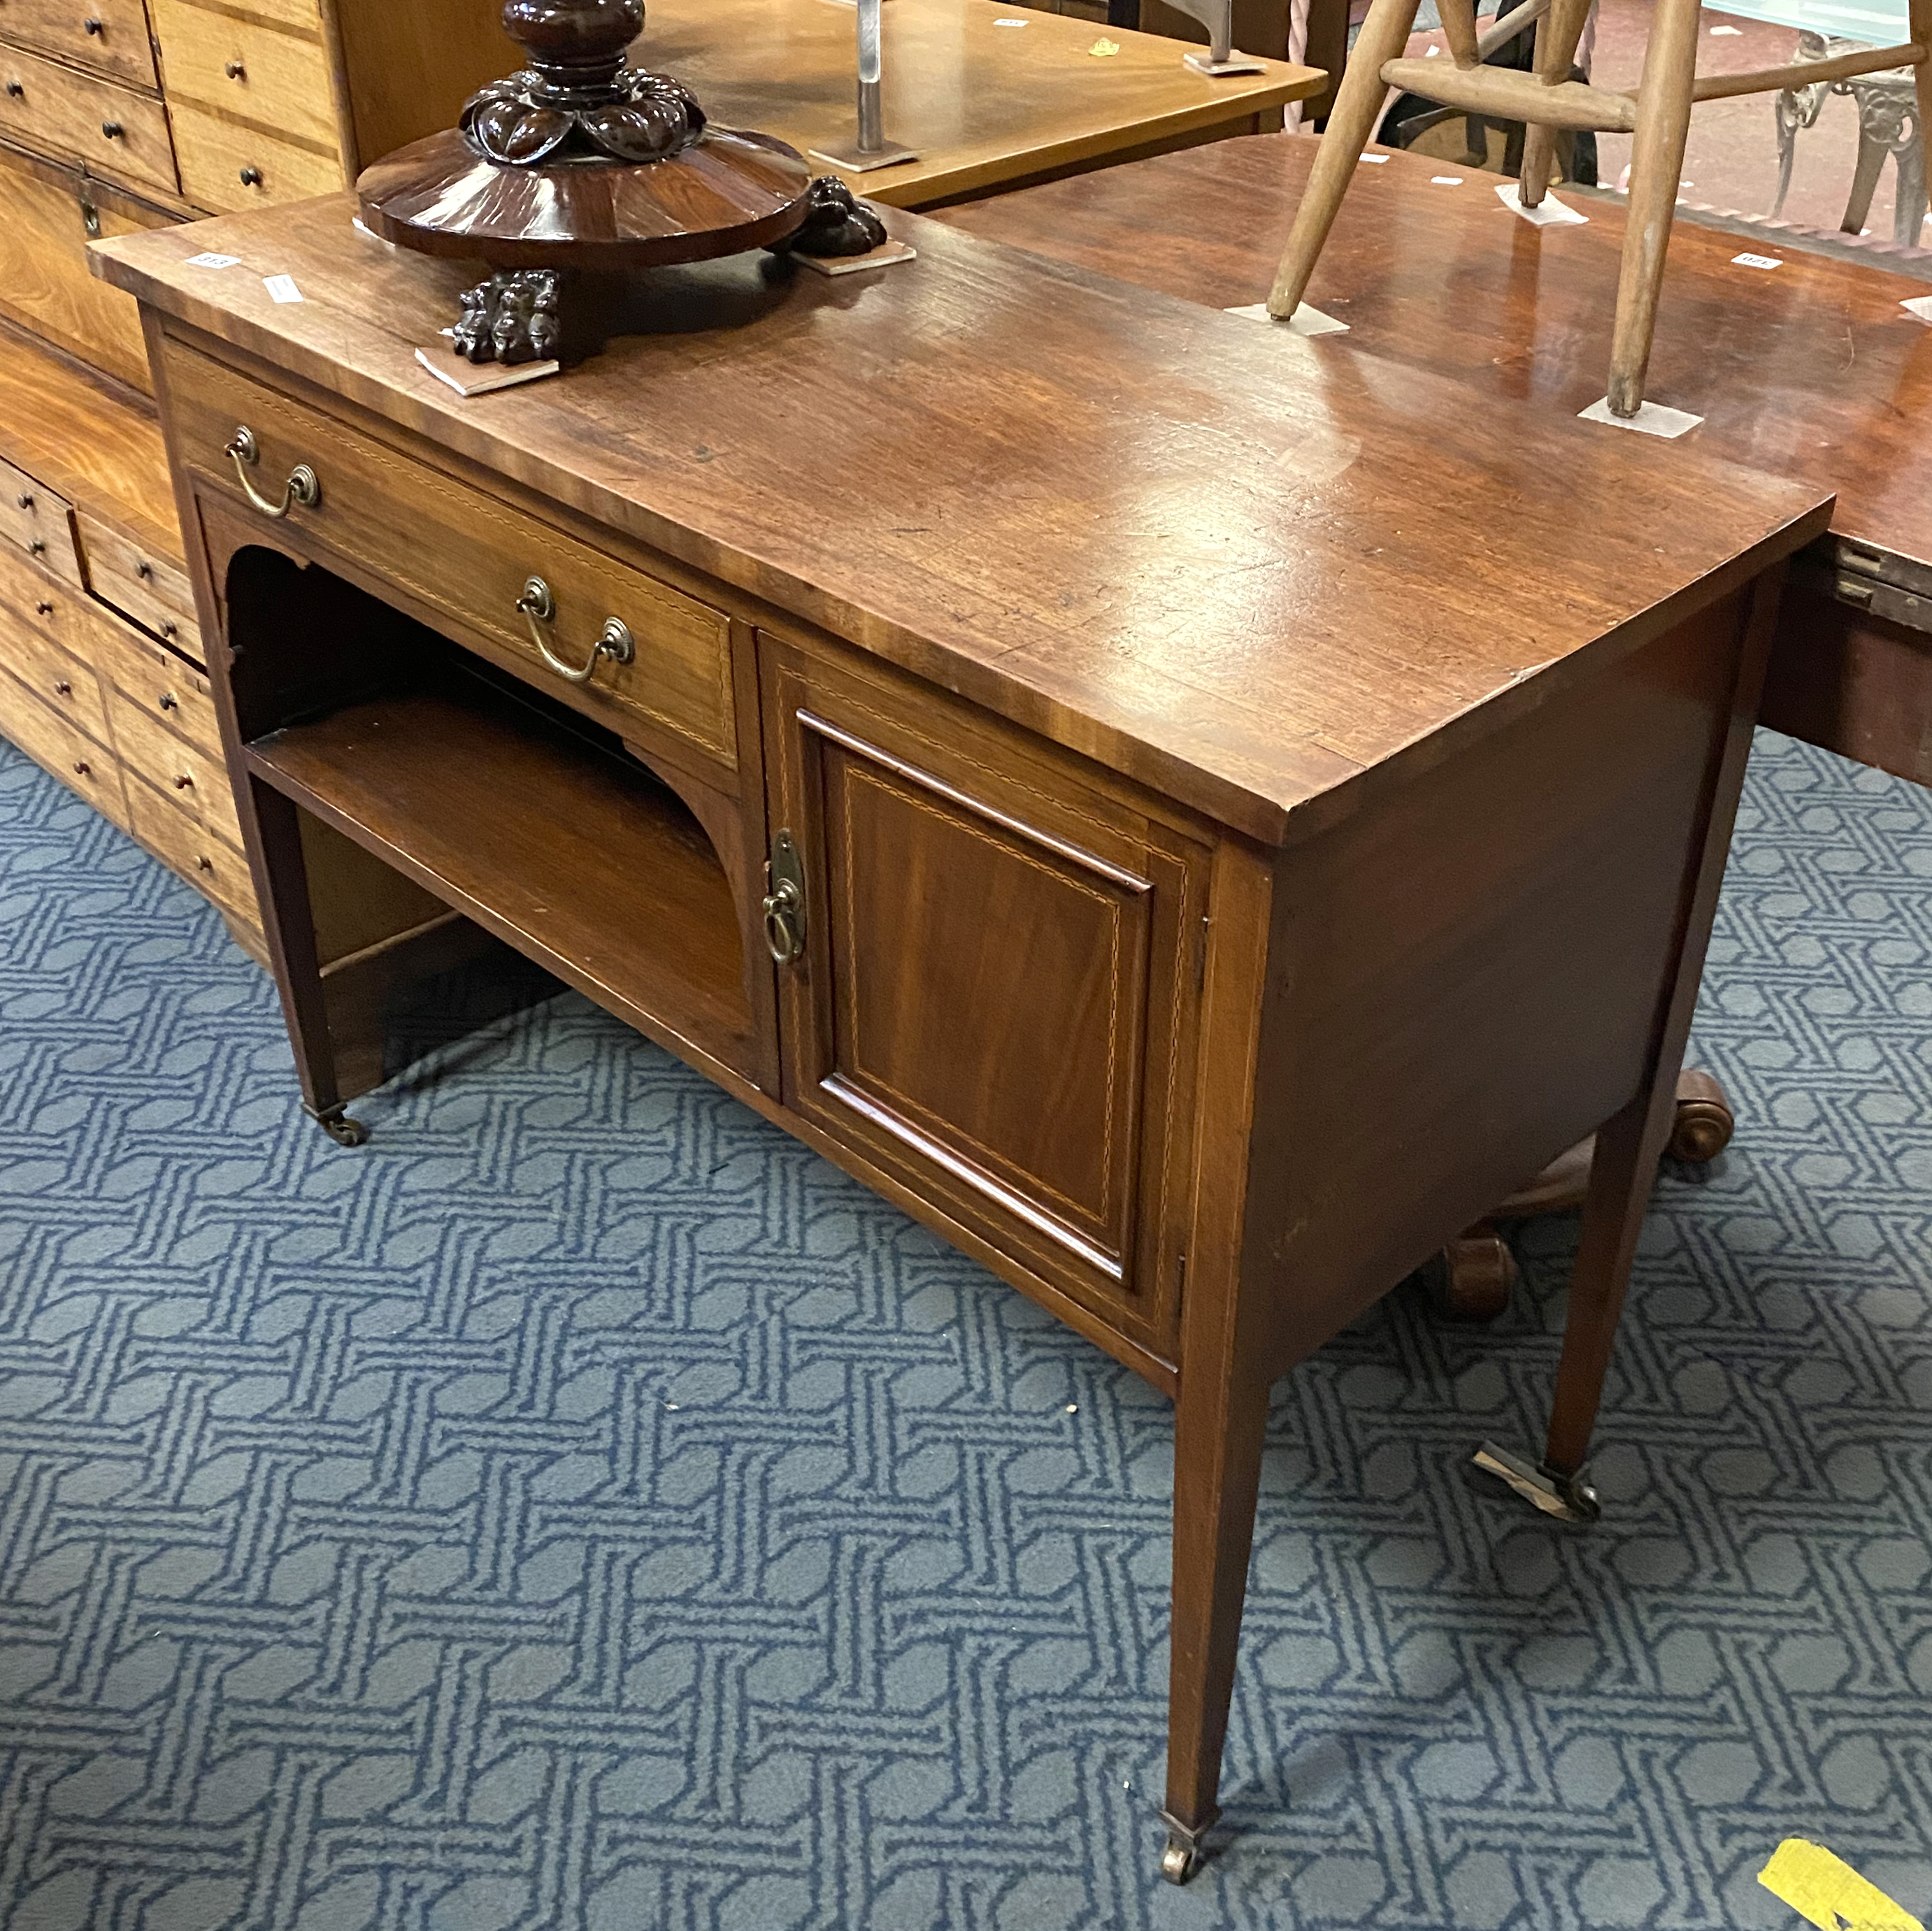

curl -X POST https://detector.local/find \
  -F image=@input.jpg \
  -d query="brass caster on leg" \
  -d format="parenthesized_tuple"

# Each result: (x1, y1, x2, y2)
(1472, 1442, 1601, 1523)
(307, 1105, 370, 1148)
(1158, 1810, 1210, 1885)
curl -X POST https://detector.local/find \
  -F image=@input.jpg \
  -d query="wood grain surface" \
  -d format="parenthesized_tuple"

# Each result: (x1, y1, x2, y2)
(0, 323, 180, 562)
(935, 131, 1932, 568)
(94, 194, 1828, 845)
(641, 0, 1320, 207)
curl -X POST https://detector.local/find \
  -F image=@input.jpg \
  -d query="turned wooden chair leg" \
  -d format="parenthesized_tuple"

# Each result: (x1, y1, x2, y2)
(1605, 0, 1703, 415)
(249, 781, 367, 1147)
(1910, 0, 1932, 245)
(1519, 0, 1596, 204)
(1267, 0, 1426, 317)
(1161, 1363, 1272, 1883)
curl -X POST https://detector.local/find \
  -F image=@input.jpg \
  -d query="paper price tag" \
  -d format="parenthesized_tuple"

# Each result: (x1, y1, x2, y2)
(1359, 152, 1390, 162)
(1732, 252, 1782, 270)
(185, 252, 241, 269)
(1432, 175, 1464, 185)
(264, 274, 303, 303)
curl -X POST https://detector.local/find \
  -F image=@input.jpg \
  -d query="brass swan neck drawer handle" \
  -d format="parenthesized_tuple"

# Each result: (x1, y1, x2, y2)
(513, 575, 635, 685)
(224, 425, 320, 518)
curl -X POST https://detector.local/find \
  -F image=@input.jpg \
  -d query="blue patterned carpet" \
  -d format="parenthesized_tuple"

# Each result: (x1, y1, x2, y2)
(1, 728, 1929, 1931)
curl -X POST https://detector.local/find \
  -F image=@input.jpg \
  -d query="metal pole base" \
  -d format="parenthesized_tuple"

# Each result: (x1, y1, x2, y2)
(1472, 1442, 1602, 1523)
(806, 140, 920, 171)
(1184, 49, 1267, 74)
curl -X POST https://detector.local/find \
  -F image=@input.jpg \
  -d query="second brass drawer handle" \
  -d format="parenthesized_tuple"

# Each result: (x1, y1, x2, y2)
(225, 425, 320, 519)
(514, 575, 635, 685)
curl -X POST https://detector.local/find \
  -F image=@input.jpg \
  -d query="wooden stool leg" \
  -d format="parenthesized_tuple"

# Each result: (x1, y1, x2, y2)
(1519, 0, 1596, 204)
(1267, 0, 1426, 317)
(249, 780, 367, 1147)
(1605, 0, 1703, 416)
(1910, 3, 1932, 245)
(1161, 1362, 1272, 1882)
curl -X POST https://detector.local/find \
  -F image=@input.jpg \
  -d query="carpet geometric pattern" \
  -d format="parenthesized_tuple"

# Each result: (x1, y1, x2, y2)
(1, 726, 1928, 1931)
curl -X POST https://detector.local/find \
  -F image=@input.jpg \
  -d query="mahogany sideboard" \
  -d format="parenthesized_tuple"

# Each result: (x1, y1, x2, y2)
(94, 197, 1829, 1881)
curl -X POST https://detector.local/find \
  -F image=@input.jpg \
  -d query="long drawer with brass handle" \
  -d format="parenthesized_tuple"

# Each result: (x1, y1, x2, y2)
(0, 0, 159, 86)
(0, 43, 177, 196)
(162, 336, 741, 777)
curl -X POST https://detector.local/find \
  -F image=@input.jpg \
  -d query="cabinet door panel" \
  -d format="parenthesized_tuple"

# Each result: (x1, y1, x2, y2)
(764, 636, 1205, 1349)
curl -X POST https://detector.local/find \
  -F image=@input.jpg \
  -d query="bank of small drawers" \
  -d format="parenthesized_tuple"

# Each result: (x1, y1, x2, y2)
(78, 510, 203, 661)
(168, 95, 342, 211)
(0, 43, 178, 195)
(0, 453, 83, 587)
(0, 0, 158, 87)
(164, 338, 743, 775)
(150, 0, 336, 148)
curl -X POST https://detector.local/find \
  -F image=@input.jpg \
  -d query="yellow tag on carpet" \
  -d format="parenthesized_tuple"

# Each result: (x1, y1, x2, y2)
(1758, 1839, 1924, 1931)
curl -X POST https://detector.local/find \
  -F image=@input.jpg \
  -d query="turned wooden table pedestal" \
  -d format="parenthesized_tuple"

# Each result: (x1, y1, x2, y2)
(95, 195, 1826, 1881)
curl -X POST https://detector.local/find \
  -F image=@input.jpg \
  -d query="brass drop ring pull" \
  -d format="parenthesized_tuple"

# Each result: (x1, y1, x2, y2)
(762, 829, 807, 966)
(225, 425, 320, 519)
(514, 575, 635, 685)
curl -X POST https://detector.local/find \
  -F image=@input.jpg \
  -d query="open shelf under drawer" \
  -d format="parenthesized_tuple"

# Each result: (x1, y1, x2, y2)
(246, 668, 758, 1084)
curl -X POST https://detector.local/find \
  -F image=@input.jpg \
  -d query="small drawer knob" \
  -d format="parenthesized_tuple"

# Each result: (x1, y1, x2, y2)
(15, 491, 31, 509)
(6, 82, 24, 99)
(54, 679, 72, 697)
(84, 16, 103, 32)
(34, 600, 52, 616)
(173, 774, 194, 791)
(239, 165, 263, 187)
(135, 559, 152, 579)
(224, 58, 245, 78)
(158, 691, 179, 710)
(29, 538, 45, 556)
(73, 760, 90, 777)
(159, 622, 178, 642)
(196, 856, 213, 873)
(101, 120, 123, 138)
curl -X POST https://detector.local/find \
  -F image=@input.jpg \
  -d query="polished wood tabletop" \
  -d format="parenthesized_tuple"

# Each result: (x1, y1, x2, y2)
(936, 131, 1932, 779)
(643, 0, 1323, 207)
(94, 192, 1822, 847)
(935, 131, 1932, 561)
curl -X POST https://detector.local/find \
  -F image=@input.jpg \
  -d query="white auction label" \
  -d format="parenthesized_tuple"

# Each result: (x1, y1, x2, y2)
(1432, 175, 1464, 185)
(185, 252, 240, 268)
(1732, 252, 1782, 270)
(1359, 152, 1390, 163)
(263, 273, 303, 303)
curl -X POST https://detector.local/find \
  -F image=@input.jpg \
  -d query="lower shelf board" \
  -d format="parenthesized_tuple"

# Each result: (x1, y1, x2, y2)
(245, 673, 759, 1082)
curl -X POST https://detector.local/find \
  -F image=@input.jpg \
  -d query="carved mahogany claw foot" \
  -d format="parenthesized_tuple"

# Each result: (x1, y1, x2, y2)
(308, 1105, 370, 1148)
(1433, 1224, 1519, 1323)
(1159, 1811, 1210, 1885)
(1668, 1068, 1734, 1163)
(452, 269, 564, 364)
(771, 176, 889, 258)
(1472, 1442, 1602, 1522)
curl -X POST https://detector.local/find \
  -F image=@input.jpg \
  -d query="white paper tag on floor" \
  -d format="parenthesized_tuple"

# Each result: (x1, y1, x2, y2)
(1225, 301, 1350, 336)
(1497, 182, 1587, 226)
(1902, 294, 1932, 322)
(1580, 396, 1703, 438)
(263, 274, 303, 303)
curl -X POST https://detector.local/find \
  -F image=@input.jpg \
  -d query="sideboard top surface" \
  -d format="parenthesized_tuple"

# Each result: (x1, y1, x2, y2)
(92, 196, 1831, 844)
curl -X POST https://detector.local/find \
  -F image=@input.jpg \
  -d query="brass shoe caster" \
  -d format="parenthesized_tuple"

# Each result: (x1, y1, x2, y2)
(1472, 1442, 1602, 1523)
(1158, 1811, 1210, 1885)
(308, 1106, 370, 1147)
